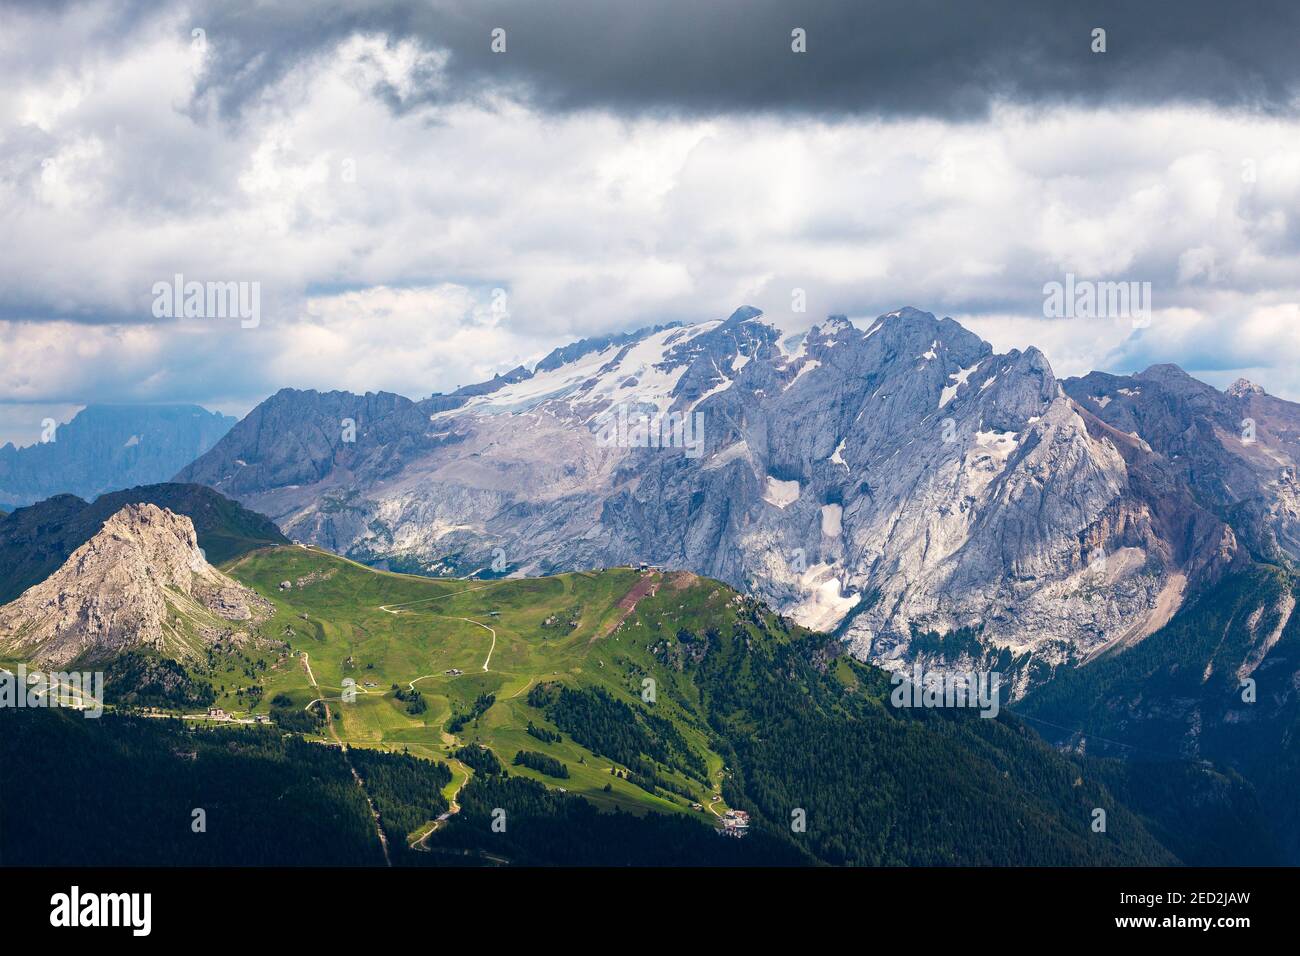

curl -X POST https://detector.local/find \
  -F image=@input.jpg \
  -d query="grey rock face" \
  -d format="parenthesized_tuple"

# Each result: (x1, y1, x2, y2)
(0, 481, 288, 604)
(0, 503, 272, 667)
(180, 307, 1245, 691)
(1064, 366, 1300, 566)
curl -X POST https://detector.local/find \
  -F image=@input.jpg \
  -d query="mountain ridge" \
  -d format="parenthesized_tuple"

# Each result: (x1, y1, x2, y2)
(0, 404, 236, 508)
(173, 306, 1298, 695)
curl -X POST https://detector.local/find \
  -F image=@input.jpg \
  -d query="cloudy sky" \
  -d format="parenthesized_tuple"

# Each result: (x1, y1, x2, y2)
(3, 0, 1300, 445)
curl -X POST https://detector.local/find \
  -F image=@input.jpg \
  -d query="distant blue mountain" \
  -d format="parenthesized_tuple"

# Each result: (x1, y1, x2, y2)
(0, 405, 236, 507)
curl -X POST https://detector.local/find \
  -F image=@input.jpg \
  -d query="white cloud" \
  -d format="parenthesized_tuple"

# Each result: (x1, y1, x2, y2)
(5, 15, 1300, 445)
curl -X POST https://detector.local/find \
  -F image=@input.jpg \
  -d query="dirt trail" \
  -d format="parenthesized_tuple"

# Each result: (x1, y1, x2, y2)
(301, 652, 392, 866)
(410, 759, 471, 852)
(591, 573, 660, 643)
(377, 583, 498, 672)
(448, 616, 497, 671)
(377, 583, 495, 614)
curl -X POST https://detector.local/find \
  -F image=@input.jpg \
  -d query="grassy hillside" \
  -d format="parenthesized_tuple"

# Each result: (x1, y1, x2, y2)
(3, 543, 1244, 864)
(203, 545, 1183, 863)
(223, 546, 730, 817)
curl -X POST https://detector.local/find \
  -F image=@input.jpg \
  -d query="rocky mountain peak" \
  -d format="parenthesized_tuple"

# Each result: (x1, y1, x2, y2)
(99, 501, 204, 565)
(0, 502, 271, 667)
(1138, 362, 1190, 380)
(813, 312, 854, 334)
(1226, 377, 1266, 398)
(1135, 363, 1221, 396)
(1065, 361, 1300, 568)
(721, 305, 764, 327)
(872, 305, 934, 325)
(856, 307, 987, 356)
(175, 306, 1251, 692)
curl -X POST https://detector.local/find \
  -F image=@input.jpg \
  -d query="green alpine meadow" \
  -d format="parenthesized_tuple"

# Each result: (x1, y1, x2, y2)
(2, 540, 1279, 866)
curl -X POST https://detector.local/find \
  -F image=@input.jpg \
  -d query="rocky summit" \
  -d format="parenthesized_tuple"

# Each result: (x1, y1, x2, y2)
(0, 502, 272, 668)
(175, 306, 1300, 693)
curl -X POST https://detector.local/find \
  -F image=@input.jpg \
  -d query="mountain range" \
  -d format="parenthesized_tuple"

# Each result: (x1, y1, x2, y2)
(0, 404, 235, 509)
(0, 503, 1264, 865)
(176, 306, 1297, 695)
(4, 305, 1300, 864)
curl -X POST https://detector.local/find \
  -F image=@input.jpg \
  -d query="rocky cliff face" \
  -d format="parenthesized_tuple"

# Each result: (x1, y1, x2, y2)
(178, 307, 1250, 691)
(0, 404, 235, 508)
(0, 503, 272, 667)
(1064, 367, 1300, 566)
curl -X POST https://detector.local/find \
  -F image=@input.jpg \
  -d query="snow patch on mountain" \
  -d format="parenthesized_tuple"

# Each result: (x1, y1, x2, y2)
(763, 476, 800, 509)
(785, 358, 822, 390)
(790, 563, 860, 631)
(939, 362, 982, 408)
(821, 503, 843, 536)
(466, 321, 721, 419)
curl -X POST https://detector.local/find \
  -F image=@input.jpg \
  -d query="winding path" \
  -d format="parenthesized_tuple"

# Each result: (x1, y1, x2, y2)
(409, 758, 471, 851)
(376, 583, 495, 614)
(446, 616, 496, 672)
(301, 652, 392, 867)
(395, 614, 496, 675)
(375, 583, 498, 672)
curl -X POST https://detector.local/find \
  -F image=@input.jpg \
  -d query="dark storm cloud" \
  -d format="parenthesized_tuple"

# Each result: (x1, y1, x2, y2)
(177, 0, 1300, 121)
